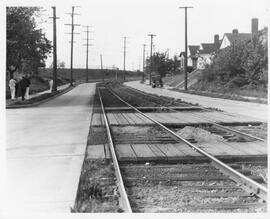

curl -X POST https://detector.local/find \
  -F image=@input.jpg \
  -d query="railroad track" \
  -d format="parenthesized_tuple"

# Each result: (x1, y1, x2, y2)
(112, 84, 266, 139)
(97, 85, 267, 213)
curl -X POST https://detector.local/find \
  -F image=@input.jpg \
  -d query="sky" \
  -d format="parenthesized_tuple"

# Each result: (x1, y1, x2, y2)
(3, 0, 270, 70)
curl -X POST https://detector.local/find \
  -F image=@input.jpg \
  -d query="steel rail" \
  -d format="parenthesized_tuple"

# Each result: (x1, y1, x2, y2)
(107, 87, 267, 202)
(123, 86, 266, 142)
(97, 88, 132, 213)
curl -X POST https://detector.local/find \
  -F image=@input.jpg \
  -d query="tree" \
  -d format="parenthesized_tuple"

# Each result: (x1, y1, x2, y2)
(58, 61, 65, 69)
(6, 7, 52, 78)
(201, 27, 268, 91)
(145, 52, 180, 78)
(49, 60, 66, 69)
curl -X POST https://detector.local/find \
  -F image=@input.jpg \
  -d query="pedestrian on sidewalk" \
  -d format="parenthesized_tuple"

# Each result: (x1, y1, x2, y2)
(9, 77, 16, 100)
(49, 79, 53, 93)
(19, 76, 28, 101)
(24, 74, 31, 100)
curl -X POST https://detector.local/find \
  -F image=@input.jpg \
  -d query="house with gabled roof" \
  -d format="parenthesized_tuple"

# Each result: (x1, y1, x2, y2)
(179, 45, 200, 71)
(220, 18, 258, 49)
(179, 52, 185, 70)
(188, 45, 200, 68)
(179, 18, 259, 70)
(196, 35, 221, 69)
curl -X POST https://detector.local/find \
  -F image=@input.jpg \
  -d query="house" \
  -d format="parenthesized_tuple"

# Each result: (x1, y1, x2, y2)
(180, 18, 259, 70)
(219, 18, 258, 49)
(187, 45, 200, 68)
(179, 45, 200, 70)
(179, 52, 185, 70)
(196, 34, 221, 69)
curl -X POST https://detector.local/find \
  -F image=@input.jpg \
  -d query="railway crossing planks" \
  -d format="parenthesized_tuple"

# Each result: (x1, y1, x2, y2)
(131, 144, 159, 161)
(113, 113, 129, 125)
(154, 143, 186, 160)
(135, 113, 155, 124)
(170, 143, 201, 156)
(227, 142, 267, 155)
(115, 144, 137, 161)
(147, 144, 168, 161)
(169, 112, 204, 124)
(127, 113, 148, 124)
(195, 143, 233, 156)
(114, 141, 267, 162)
(121, 113, 136, 125)
(107, 113, 119, 125)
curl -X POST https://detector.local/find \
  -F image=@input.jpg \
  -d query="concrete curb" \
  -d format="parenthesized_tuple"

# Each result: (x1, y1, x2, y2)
(6, 85, 76, 109)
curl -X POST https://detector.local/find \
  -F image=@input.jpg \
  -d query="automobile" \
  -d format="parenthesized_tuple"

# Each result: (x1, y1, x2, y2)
(151, 72, 163, 88)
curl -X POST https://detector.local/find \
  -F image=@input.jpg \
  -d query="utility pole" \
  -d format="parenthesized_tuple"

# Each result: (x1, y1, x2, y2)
(100, 54, 104, 81)
(148, 34, 156, 85)
(82, 25, 93, 83)
(142, 44, 146, 82)
(49, 7, 59, 92)
(123, 36, 127, 81)
(179, 6, 193, 91)
(65, 6, 80, 86)
(138, 56, 141, 71)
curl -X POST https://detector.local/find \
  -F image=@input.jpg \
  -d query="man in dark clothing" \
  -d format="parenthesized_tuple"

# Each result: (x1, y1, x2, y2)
(20, 76, 28, 101)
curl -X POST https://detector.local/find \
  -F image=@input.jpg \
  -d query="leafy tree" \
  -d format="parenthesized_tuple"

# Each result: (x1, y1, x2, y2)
(6, 7, 52, 78)
(145, 52, 180, 77)
(200, 27, 268, 91)
(49, 60, 66, 69)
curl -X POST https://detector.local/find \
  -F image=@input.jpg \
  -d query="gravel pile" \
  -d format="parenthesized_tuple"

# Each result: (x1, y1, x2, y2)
(176, 126, 225, 143)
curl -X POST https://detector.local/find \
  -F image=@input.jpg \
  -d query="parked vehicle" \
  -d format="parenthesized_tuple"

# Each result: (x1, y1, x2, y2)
(151, 73, 163, 88)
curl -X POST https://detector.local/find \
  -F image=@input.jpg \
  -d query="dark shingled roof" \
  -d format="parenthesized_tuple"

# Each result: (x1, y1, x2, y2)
(224, 33, 252, 44)
(199, 43, 220, 55)
(188, 45, 200, 56)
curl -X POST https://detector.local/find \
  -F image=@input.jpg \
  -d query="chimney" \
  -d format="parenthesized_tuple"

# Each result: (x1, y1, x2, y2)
(251, 18, 258, 34)
(232, 29, 238, 34)
(214, 34, 219, 46)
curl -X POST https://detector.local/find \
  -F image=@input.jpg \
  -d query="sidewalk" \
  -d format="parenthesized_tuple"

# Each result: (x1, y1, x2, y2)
(125, 80, 267, 122)
(6, 83, 70, 106)
(4, 83, 96, 214)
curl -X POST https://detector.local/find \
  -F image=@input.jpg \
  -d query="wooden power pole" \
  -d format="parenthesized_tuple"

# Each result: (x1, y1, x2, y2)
(100, 54, 104, 81)
(50, 7, 59, 92)
(148, 34, 156, 85)
(179, 6, 193, 91)
(65, 6, 80, 86)
(123, 36, 127, 81)
(83, 25, 93, 83)
(142, 44, 146, 82)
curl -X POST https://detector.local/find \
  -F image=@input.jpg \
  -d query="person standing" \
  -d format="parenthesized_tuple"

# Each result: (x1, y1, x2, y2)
(24, 74, 31, 100)
(20, 76, 28, 101)
(9, 77, 16, 100)
(49, 79, 53, 92)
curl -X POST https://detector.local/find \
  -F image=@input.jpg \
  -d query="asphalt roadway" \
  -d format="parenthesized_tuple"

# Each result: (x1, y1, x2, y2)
(4, 83, 96, 215)
(125, 81, 268, 123)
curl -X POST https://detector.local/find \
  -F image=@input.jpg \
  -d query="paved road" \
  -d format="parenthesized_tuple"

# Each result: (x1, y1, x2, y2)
(4, 83, 95, 214)
(125, 81, 267, 122)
